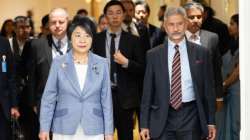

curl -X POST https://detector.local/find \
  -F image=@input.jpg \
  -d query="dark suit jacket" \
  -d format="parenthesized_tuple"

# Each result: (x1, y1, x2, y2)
(28, 35, 54, 108)
(199, 29, 223, 98)
(11, 37, 23, 86)
(134, 22, 151, 52)
(202, 17, 230, 55)
(140, 39, 216, 139)
(148, 24, 166, 48)
(0, 36, 17, 119)
(92, 30, 145, 109)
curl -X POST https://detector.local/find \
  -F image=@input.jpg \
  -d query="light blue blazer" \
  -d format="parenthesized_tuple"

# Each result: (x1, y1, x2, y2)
(39, 51, 113, 135)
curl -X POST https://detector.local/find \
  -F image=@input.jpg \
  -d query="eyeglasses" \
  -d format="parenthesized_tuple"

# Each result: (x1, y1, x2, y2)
(188, 15, 202, 20)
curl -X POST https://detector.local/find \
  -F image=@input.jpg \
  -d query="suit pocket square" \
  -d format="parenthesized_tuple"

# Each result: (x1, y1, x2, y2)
(54, 108, 68, 118)
(195, 60, 204, 64)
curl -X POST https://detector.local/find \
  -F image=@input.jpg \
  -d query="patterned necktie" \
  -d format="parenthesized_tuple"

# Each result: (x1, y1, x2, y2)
(170, 44, 182, 110)
(110, 33, 117, 83)
(127, 25, 132, 34)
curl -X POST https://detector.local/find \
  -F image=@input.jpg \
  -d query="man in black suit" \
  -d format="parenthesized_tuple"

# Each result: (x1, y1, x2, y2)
(28, 8, 70, 114)
(92, 1, 144, 140)
(0, 36, 20, 140)
(201, 5, 230, 55)
(120, 0, 151, 53)
(134, 1, 165, 48)
(140, 6, 216, 140)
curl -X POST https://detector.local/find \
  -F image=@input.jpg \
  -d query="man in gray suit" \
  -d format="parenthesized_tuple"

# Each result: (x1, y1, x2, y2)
(140, 6, 216, 140)
(183, 2, 223, 109)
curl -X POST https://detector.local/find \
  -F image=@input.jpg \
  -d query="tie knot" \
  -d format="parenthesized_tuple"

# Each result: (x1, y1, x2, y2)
(127, 26, 131, 31)
(110, 33, 116, 38)
(174, 45, 179, 50)
(190, 34, 198, 40)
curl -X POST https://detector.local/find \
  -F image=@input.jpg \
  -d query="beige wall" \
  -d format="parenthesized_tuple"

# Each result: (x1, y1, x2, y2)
(145, 0, 238, 27)
(0, 0, 238, 33)
(211, 0, 238, 24)
(0, 0, 91, 34)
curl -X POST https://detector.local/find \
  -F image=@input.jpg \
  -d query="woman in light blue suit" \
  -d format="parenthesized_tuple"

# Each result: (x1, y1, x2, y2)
(39, 17, 114, 140)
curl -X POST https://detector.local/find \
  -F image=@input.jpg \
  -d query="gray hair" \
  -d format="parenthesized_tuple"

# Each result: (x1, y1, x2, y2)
(183, 1, 204, 13)
(49, 8, 69, 19)
(164, 6, 187, 20)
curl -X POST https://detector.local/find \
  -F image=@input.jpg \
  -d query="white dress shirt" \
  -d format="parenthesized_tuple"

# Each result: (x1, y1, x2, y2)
(121, 22, 140, 37)
(185, 30, 201, 45)
(74, 63, 88, 91)
(52, 35, 68, 58)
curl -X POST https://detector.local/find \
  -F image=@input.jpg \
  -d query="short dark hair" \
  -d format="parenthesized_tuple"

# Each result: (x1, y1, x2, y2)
(67, 15, 96, 40)
(76, 9, 88, 16)
(121, 0, 135, 8)
(160, 4, 167, 11)
(135, 1, 150, 14)
(103, 0, 125, 14)
(98, 14, 105, 24)
(203, 5, 215, 17)
(41, 14, 49, 27)
(14, 16, 30, 26)
(231, 14, 239, 26)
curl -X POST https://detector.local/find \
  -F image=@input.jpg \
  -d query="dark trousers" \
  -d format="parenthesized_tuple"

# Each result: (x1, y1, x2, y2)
(112, 89, 135, 140)
(154, 101, 201, 140)
(0, 106, 11, 140)
(19, 104, 39, 140)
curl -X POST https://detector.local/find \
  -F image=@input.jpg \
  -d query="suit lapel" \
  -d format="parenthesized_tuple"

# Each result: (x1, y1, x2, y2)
(199, 30, 208, 48)
(12, 38, 20, 56)
(45, 35, 53, 66)
(160, 40, 170, 100)
(63, 51, 82, 96)
(118, 31, 126, 51)
(81, 52, 98, 97)
(186, 41, 198, 84)
(99, 31, 107, 57)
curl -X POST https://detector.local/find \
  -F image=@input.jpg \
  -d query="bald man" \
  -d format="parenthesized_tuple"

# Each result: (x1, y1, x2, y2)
(28, 8, 71, 114)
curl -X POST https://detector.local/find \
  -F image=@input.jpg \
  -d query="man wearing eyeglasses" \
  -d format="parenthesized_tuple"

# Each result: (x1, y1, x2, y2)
(184, 2, 223, 110)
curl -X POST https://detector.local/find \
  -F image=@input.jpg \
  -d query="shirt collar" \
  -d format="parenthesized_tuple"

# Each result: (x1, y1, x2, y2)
(121, 22, 139, 36)
(168, 37, 186, 50)
(106, 27, 122, 37)
(52, 35, 68, 46)
(185, 30, 200, 40)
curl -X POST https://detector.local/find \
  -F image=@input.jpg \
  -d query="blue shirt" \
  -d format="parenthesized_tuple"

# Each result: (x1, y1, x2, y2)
(168, 38, 195, 102)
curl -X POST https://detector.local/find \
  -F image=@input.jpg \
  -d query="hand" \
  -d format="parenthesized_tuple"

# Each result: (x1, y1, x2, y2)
(33, 106, 38, 114)
(39, 131, 50, 140)
(114, 50, 128, 65)
(207, 125, 216, 140)
(105, 134, 113, 140)
(11, 107, 20, 119)
(222, 82, 228, 95)
(216, 100, 224, 112)
(140, 128, 150, 140)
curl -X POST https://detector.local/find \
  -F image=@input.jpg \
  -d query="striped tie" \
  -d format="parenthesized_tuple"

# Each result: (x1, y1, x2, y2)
(170, 45, 182, 110)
